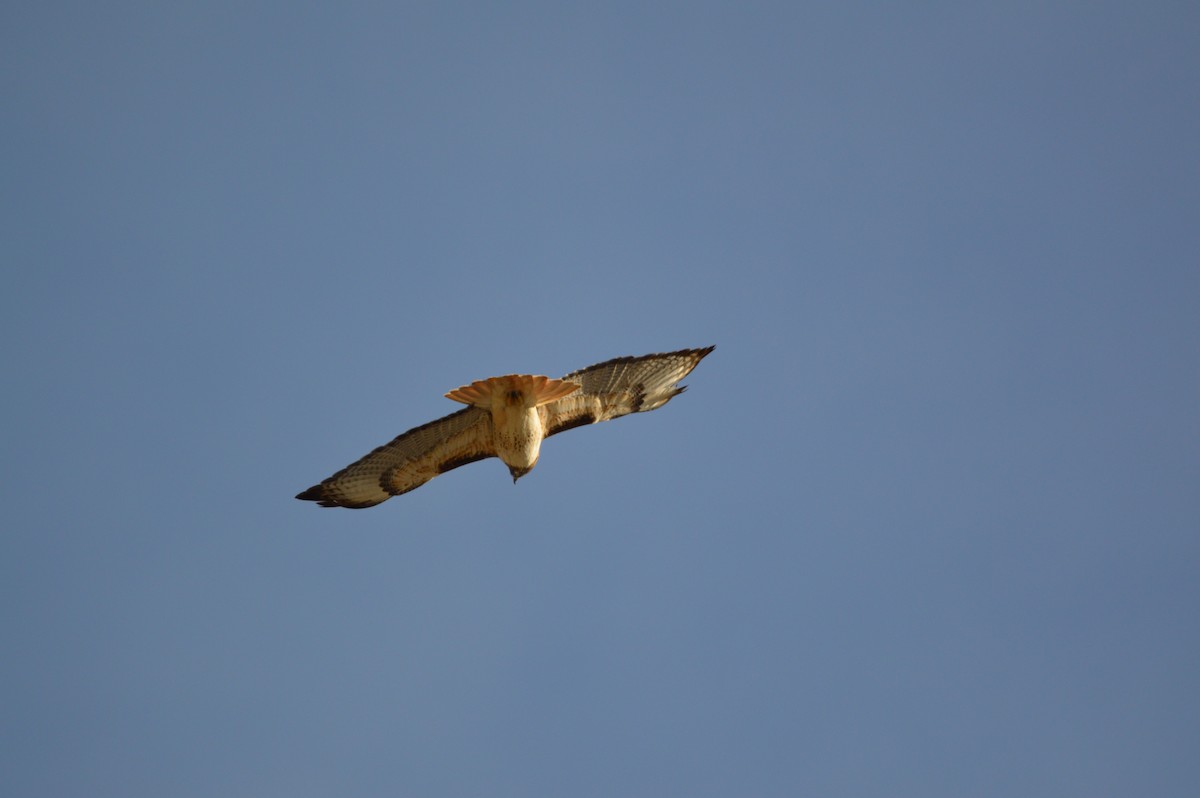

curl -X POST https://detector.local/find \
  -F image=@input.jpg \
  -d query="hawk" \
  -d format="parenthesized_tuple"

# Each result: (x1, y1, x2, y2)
(296, 346, 714, 508)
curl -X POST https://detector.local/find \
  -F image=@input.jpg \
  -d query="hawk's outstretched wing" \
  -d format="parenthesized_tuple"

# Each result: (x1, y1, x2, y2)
(539, 346, 715, 438)
(296, 407, 495, 508)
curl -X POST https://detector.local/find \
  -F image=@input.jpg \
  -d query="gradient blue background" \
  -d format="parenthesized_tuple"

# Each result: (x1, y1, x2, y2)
(3, 2, 1197, 795)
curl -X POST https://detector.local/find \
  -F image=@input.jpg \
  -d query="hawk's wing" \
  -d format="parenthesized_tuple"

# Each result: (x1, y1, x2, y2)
(539, 346, 714, 437)
(296, 407, 495, 508)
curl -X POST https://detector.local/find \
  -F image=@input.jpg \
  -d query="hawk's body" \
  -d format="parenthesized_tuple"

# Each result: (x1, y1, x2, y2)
(296, 347, 714, 509)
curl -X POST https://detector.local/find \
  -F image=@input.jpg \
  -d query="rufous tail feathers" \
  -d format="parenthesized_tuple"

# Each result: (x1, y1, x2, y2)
(445, 374, 580, 408)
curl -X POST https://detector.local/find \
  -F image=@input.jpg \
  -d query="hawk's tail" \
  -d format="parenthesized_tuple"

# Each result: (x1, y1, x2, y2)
(445, 374, 580, 409)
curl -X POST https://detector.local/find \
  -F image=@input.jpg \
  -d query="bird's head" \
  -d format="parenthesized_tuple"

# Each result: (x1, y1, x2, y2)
(507, 464, 534, 484)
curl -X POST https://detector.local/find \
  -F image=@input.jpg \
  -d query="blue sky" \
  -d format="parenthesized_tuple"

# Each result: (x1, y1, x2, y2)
(3, 2, 1198, 796)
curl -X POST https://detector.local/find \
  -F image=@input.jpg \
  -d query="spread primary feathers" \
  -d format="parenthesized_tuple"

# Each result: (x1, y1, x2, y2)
(296, 347, 714, 509)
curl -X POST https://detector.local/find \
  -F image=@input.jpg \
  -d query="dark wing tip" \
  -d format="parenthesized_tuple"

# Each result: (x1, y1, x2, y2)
(296, 485, 325, 502)
(296, 483, 380, 509)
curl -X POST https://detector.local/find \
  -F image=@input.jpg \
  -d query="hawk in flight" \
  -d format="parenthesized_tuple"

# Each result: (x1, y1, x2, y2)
(296, 346, 714, 508)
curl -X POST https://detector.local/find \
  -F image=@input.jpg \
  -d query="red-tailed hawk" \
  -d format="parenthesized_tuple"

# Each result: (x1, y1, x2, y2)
(296, 347, 714, 509)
